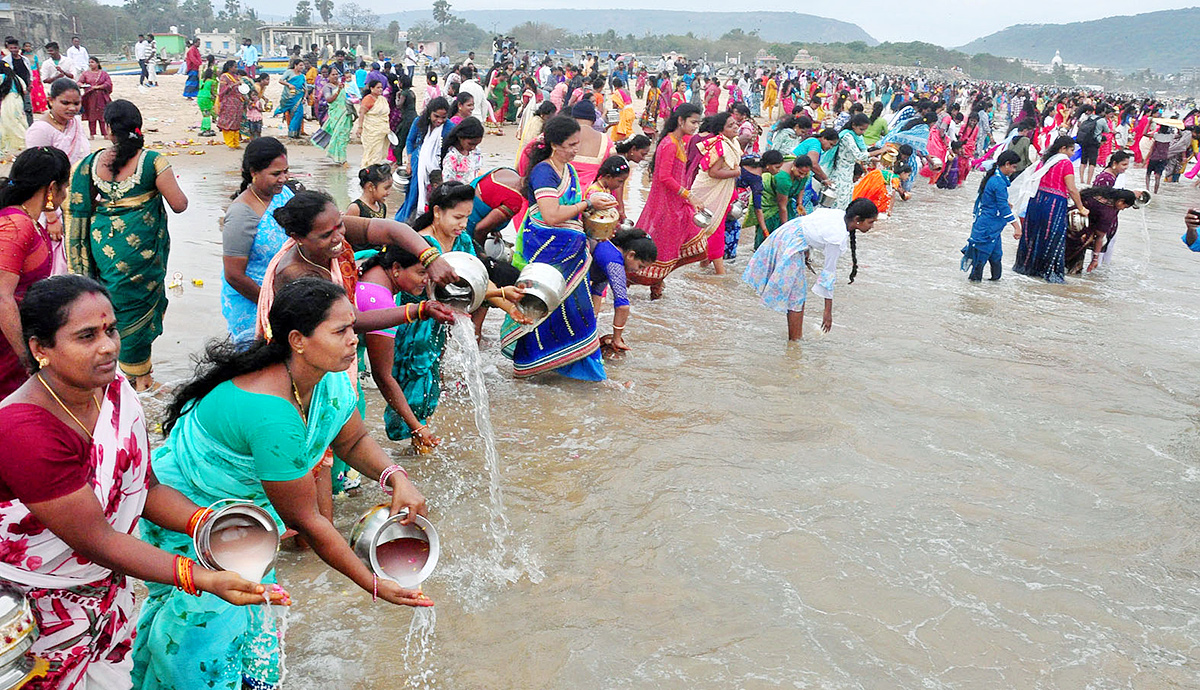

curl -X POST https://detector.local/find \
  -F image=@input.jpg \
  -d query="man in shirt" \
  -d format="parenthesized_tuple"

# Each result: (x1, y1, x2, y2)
(42, 42, 78, 83)
(134, 34, 151, 85)
(66, 36, 88, 72)
(403, 41, 418, 80)
(329, 50, 348, 76)
(4, 37, 33, 123)
(1006, 119, 1036, 177)
(238, 38, 259, 77)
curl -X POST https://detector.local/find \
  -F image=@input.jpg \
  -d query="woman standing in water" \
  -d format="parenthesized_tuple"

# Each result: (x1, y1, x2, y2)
(961, 151, 1021, 282)
(1012, 135, 1087, 284)
(66, 100, 188, 391)
(132, 278, 432, 690)
(826, 113, 873, 210)
(357, 246, 444, 453)
(1, 275, 278, 690)
(689, 112, 743, 275)
(743, 198, 878, 340)
(631, 103, 704, 298)
(0, 147, 71, 398)
(501, 116, 617, 380)
(390, 182, 527, 448)
(590, 227, 657, 354)
(221, 137, 293, 345)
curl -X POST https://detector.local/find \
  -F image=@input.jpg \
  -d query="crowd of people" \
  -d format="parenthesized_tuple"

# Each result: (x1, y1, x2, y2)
(0, 33, 1198, 689)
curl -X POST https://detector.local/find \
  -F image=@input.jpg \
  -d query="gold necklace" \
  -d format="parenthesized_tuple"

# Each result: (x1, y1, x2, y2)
(296, 246, 331, 275)
(37, 374, 100, 440)
(249, 185, 270, 207)
(285, 363, 308, 424)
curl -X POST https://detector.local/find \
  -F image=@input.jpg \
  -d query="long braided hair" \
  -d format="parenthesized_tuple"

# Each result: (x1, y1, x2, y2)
(844, 197, 878, 284)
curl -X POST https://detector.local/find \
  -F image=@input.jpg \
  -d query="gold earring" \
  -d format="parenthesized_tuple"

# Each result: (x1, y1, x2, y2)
(43, 193, 54, 212)
(36, 356, 49, 368)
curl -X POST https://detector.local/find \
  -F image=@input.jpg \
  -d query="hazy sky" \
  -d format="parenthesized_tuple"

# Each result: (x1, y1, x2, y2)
(238, 0, 1198, 46)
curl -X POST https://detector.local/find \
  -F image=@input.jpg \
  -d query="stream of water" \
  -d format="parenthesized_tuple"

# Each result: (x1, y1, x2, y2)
(147, 151, 1200, 688)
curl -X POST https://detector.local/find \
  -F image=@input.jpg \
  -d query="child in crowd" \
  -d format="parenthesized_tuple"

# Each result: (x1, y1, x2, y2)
(724, 155, 766, 262)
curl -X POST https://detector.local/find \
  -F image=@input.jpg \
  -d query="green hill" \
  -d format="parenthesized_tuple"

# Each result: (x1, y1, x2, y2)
(957, 7, 1200, 74)
(380, 9, 877, 46)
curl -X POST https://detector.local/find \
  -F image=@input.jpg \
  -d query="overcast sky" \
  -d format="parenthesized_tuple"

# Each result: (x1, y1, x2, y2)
(236, 0, 1199, 46)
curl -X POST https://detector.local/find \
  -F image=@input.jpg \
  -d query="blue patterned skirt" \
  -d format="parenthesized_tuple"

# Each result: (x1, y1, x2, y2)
(1013, 189, 1068, 283)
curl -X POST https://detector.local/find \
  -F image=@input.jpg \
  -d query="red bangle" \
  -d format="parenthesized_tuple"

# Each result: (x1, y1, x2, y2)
(418, 301, 426, 319)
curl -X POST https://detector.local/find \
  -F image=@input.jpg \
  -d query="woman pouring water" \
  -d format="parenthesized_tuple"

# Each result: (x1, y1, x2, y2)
(383, 183, 530, 452)
(132, 278, 434, 690)
(501, 115, 618, 380)
(0, 275, 281, 690)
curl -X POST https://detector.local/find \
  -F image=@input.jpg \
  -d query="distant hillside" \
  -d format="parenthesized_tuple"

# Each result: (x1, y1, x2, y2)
(957, 7, 1200, 74)
(379, 9, 877, 46)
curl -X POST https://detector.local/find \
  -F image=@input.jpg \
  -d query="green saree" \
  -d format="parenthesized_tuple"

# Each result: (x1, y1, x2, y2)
(383, 233, 473, 441)
(66, 149, 171, 377)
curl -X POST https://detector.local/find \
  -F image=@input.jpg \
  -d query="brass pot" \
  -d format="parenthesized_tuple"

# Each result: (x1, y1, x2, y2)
(583, 208, 620, 241)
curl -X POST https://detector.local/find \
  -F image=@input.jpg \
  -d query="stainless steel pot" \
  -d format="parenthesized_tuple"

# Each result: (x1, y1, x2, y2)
(349, 505, 440, 589)
(729, 199, 747, 221)
(429, 251, 489, 313)
(514, 262, 567, 324)
(617, 218, 636, 232)
(193, 500, 279, 583)
(483, 235, 514, 264)
(818, 187, 838, 208)
(0, 584, 39, 690)
(692, 208, 714, 228)
(1067, 210, 1089, 233)
(393, 169, 411, 187)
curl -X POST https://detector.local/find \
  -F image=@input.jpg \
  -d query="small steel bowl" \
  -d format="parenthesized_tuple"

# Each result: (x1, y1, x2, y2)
(514, 262, 567, 324)
(617, 218, 636, 232)
(349, 505, 439, 589)
(193, 500, 279, 584)
(429, 251, 489, 313)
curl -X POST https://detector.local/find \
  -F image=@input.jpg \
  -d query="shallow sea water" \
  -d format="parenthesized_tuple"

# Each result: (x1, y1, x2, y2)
(150, 151, 1200, 688)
